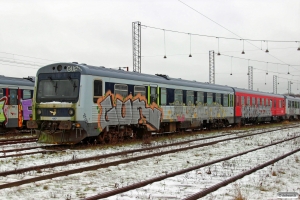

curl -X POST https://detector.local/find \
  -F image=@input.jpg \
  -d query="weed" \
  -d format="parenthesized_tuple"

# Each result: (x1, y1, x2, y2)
(43, 185, 49, 190)
(233, 183, 247, 200)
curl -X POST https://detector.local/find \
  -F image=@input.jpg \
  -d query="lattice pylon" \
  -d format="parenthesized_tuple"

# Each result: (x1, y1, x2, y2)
(132, 21, 141, 73)
(273, 75, 277, 94)
(209, 50, 215, 84)
(248, 66, 253, 90)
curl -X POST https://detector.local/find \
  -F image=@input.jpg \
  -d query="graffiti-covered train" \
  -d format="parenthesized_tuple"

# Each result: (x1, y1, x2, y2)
(0, 75, 34, 130)
(26, 62, 300, 144)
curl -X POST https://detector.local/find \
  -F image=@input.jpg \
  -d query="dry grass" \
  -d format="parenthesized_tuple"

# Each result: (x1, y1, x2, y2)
(233, 183, 247, 200)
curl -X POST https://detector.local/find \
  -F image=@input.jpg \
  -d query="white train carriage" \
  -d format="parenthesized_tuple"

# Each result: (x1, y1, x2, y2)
(285, 95, 300, 120)
(28, 63, 235, 144)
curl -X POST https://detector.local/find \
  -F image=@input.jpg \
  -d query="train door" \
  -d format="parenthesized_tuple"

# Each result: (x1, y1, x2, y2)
(6, 89, 19, 128)
(148, 85, 159, 105)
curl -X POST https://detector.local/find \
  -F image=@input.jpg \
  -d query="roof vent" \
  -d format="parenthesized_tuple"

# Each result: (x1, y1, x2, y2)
(80, 63, 87, 65)
(72, 62, 78, 64)
(23, 76, 35, 82)
(155, 74, 170, 80)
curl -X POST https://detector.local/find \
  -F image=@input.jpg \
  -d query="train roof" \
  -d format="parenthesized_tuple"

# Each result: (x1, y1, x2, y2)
(284, 95, 300, 101)
(0, 75, 35, 87)
(232, 87, 285, 98)
(37, 62, 234, 92)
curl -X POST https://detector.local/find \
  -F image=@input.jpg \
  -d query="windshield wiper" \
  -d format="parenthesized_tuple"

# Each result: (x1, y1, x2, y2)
(54, 82, 58, 94)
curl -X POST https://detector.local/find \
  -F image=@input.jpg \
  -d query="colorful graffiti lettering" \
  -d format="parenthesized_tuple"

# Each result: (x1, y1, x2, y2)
(0, 97, 8, 125)
(97, 91, 163, 132)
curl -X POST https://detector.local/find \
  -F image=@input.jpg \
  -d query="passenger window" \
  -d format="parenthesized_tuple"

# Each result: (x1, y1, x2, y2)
(207, 93, 213, 105)
(93, 80, 102, 103)
(262, 98, 264, 106)
(187, 91, 194, 105)
(247, 97, 250, 105)
(216, 93, 221, 105)
(23, 90, 31, 100)
(223, 94, 228, 107)
(134, 86, 146, 96)
(115, 84, 128, 98)
(160, 88, 167, 105)
(196, 91, 204, 105)
(252, 97, 255, 105)
(10, 89, 17, 105)
(174, 89, 183, 104)
(241, 96, 245, 106)
(257, 98, 260, 105)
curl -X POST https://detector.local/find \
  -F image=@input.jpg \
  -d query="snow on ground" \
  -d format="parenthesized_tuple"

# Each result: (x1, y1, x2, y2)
(0, 126, 300, 200)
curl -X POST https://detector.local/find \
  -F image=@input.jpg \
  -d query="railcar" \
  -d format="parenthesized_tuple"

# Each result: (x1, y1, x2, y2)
(27, 62, 235, 144)
(284, 95, 300, 120)
(0, 75, 35, 130)
(233, 88, 285, 124)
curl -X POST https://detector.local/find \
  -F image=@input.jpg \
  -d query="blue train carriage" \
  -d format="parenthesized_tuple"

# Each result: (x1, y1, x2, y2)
(284, 95, 300, 120)
(0, 75, 34, 129)
(27, 62, 234, 144)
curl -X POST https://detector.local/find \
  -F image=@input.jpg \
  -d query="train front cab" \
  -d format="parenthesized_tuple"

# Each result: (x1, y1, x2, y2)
(27, 64, 86, 144)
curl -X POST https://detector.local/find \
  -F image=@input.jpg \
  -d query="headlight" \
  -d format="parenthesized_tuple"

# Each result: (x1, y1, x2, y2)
(68, 108, 75, 116)
(37, 109, 42, 115)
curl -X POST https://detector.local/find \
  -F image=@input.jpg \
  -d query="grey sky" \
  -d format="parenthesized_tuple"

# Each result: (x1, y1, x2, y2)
(1, 0, 299, 94)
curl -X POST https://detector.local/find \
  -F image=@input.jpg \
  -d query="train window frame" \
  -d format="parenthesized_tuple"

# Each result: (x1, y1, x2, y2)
(207, 92, 213, 105)
(196, 91, 204, 105)
(279, 100, 282, 108)
(252, 97, 255, 106)
(223, 94, 228, 107)
(9, 89, 18, 105)
(257, 98, 260, 106)
(186, 90, 194, 105)
(115, 84, 128, 98)
(241, 96, 245, 106)
(216, 93, 221, 105)
(0, 89, 3, 98)
(160, 88, 167, 105)
(174, 89, 183, 104)
(23, 90, 31, 100)
(247, 96, 250, 105)
(262, 98, 264, 106)
(134, 85, 146, 96)
(93, 80, 102, 103)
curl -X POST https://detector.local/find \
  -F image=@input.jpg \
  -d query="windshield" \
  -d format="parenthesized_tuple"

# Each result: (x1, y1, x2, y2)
(36, 72, 80, 103)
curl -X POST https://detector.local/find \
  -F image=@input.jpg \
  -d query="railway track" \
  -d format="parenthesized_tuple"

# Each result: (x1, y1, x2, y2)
(0, 124, 298, 191)
(0, 137, 37, 146)
(84, 136, 300, 199)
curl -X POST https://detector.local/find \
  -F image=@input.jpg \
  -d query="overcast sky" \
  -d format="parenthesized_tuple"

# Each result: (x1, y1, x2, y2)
(1, 0, 299, 94)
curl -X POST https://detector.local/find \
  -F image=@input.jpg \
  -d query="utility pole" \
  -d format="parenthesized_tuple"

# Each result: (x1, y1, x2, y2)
(209, 50, 215, 84)
(248, 66, 253, 90)
(273, 75, 277, 94)
(132, 21, 141, 73)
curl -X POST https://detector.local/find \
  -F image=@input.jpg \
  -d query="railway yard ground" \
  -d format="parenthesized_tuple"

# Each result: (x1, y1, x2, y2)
(0, 122, 300, 200)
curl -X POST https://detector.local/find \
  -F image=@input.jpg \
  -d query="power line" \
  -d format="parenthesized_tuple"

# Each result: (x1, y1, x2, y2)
(0, 51, 59, 62)
(142, 24, 299, 43)
(176, 0, 299, 66)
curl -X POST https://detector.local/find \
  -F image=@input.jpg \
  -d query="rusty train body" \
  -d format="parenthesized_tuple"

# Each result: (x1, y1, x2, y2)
(26, 63, 300, 144)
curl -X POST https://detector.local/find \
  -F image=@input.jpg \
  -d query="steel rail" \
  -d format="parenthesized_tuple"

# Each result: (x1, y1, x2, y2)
(0, 125, 293, 177)
(83, 135, 300, 199)
(0, 130, 298, 190)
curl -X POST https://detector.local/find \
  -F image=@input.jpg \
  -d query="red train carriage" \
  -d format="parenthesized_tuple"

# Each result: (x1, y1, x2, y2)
(233, 88, 285, 124)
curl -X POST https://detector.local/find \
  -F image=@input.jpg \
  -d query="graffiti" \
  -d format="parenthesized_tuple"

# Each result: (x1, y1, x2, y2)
(241, 105, 272, 118)
(67, 66, 82, 72)
(96, 91, 163, 132)
(83, 113, 88, 125)
(0, 97, 8, 125)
